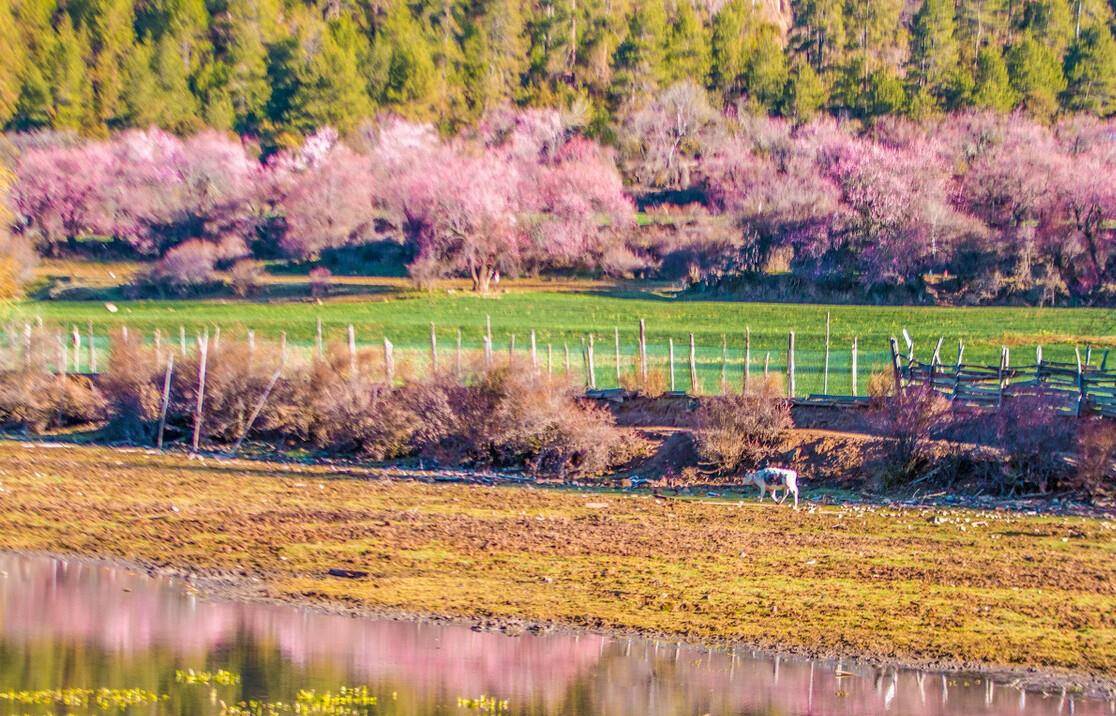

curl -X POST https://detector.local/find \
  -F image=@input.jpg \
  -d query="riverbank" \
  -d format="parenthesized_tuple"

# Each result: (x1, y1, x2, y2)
(0, 441, 1113, 696)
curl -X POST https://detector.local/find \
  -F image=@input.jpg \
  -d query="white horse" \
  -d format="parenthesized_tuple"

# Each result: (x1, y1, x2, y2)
(745, 467, 799, 508)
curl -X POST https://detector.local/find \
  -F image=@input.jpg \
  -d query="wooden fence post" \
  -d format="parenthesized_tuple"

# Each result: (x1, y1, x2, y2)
(232, 361, 284, 457)
(669, 338, 676, 392)
(564, 342, 570, 374)
(1075, 346, 1085, 416)
(851, 336, 858, 397)
(486, 315, 492, 347)
(212, 326, 220, 350)
(154, 329, 162, 366)
(456, 328, 463, 376)
(191, 331, 209, 452)
(316, 318, 324, 358)
(58, 331, 67, 378)
(823, 312, 831, 394)
(88, 321, 96, 374)
(638, 319, 648, 383)
(531, 329, 538, 370)
(509, 333, 516, 357)
(547, 343, 553, 376)
(689, 333, 699, 395)
(384, 337, 395, 383)
(72, 326, 80, 373)
(122, 325, 129, 344)
(586, 334, 597, 389)
(347, 324, 357, 376)
(483, 332, 493, 367)
(744, 327, 751, 392)
(156, 353, 174, 449)
(430, 322, 438, 372)
(720, 334, 728, 395)
(180, 325, 187, 357)
(889, 337, 903, 395)
(614, 327, 621, 386)
(764, 351, 770, 377)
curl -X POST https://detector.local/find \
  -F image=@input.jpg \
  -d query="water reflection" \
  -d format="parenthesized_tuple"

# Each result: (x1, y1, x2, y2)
(0, 553, 1109, 715)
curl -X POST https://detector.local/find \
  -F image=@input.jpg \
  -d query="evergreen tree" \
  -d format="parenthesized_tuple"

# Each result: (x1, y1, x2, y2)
(223, 0, 273, 133)
(663, 0, 711, 85)
(48, 15, 97, 131)
(267, 13, 372, 137)
(711, 0, 752, 94)
(970, 44, 1017, 110)
(88, 0, 136, 128)
(371, 2, 437, 112)
(744, 25, 790, 111)
(611, 0, 668, 103)
(461, 0, 528, 114)
(783, 59, 828, 119)
(956, 0, 1011, 54)
(1019, 0, 1075, 55)
(0, 1, 25, 126)
(791, 0, 846, 71)
(1006, 32, 1067, 116)
(1063, 25, 1116, 114)
(13, 63, 54, 130)
(909, 0, 959, 107)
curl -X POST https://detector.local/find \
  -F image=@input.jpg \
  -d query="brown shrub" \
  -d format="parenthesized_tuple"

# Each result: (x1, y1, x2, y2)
(100, 332, 165, 441)
(0, 370, 103, 433)
(991, 390, 1075, 493)
(1075, 418, 1116, 499)
(867, 369, 896, 399)
(868, 384, 952, 485)
(693, 380, 791, 474)
(172, 339, 283, 443)
(619, 363, 668, 396)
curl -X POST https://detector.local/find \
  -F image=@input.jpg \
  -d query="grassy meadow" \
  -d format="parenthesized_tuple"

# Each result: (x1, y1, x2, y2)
(0, 442, 1112, 680)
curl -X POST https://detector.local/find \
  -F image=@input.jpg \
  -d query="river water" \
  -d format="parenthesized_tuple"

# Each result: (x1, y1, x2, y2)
(0, 552, 1110, 715)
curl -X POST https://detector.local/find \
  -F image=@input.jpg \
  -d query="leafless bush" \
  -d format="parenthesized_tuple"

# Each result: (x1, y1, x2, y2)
(0, 370, 103, 433)
(868, 384, 952, 485)
(227, 259, 265, 297)
(1074, 418, 1116, 499)
(992, 391, 1075, 493)
(171, 338, 283, 443)
(694, 380, 791, 473)
(100, 332, 165, 441)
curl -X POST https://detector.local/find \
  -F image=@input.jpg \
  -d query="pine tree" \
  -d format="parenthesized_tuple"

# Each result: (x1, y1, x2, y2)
(970, 43, 1017, 110)
(0, 1, 25, 126)
(371, 2, 437, 111)
(1063, 25, 1116, 114)
(1006, 32, 1067, 116)
(663, 0, 711, 85)
(611, 0, 668, 104)
(711, 0, 751, 94)
(744, 25, 789, 111)
(783, 59, 828, 119)
(791, 0, 846, 72)
(461, 0, 529, 114)
(48, 15, 97, 131)
(88, 0, 136, 128)
(223, 0, 273, 133)
(13, 63, 54, 130)
(1018, 0, 1075, 56)
(908, 0, 959, 106)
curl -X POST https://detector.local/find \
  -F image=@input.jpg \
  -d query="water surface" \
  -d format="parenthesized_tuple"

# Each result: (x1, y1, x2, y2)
(0, 552, 1108, 715)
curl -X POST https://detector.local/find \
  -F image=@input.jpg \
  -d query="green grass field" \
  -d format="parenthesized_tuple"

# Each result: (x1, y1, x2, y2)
(12, 283, 1116, 395)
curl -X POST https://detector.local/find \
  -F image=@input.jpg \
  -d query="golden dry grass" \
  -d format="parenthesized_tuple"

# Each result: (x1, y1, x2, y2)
(0, 441, 1113, 679)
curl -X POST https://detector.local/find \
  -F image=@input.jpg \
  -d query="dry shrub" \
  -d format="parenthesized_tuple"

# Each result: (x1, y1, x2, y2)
(172, 339, 283, 443)
(693, 380, 791, 473)
(227, 259, 265, 297)
(0, 370, 103, 433)
(1075, 418, 1116, 499)
(745, 372, 785, 395)
(868, 384, 952, 485)
(620, 363, 668, 396)
(100, 332, 165, 441)
(867, 369, 896, 399)
(992, 390, 1074, 493)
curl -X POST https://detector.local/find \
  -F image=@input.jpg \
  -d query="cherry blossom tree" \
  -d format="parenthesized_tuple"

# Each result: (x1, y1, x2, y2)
(268, 128, 377, 259)
(12, 141, 113, 254)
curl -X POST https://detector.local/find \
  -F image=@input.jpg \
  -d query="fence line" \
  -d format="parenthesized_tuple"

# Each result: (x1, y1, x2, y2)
(2, 318, 1113, 415)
